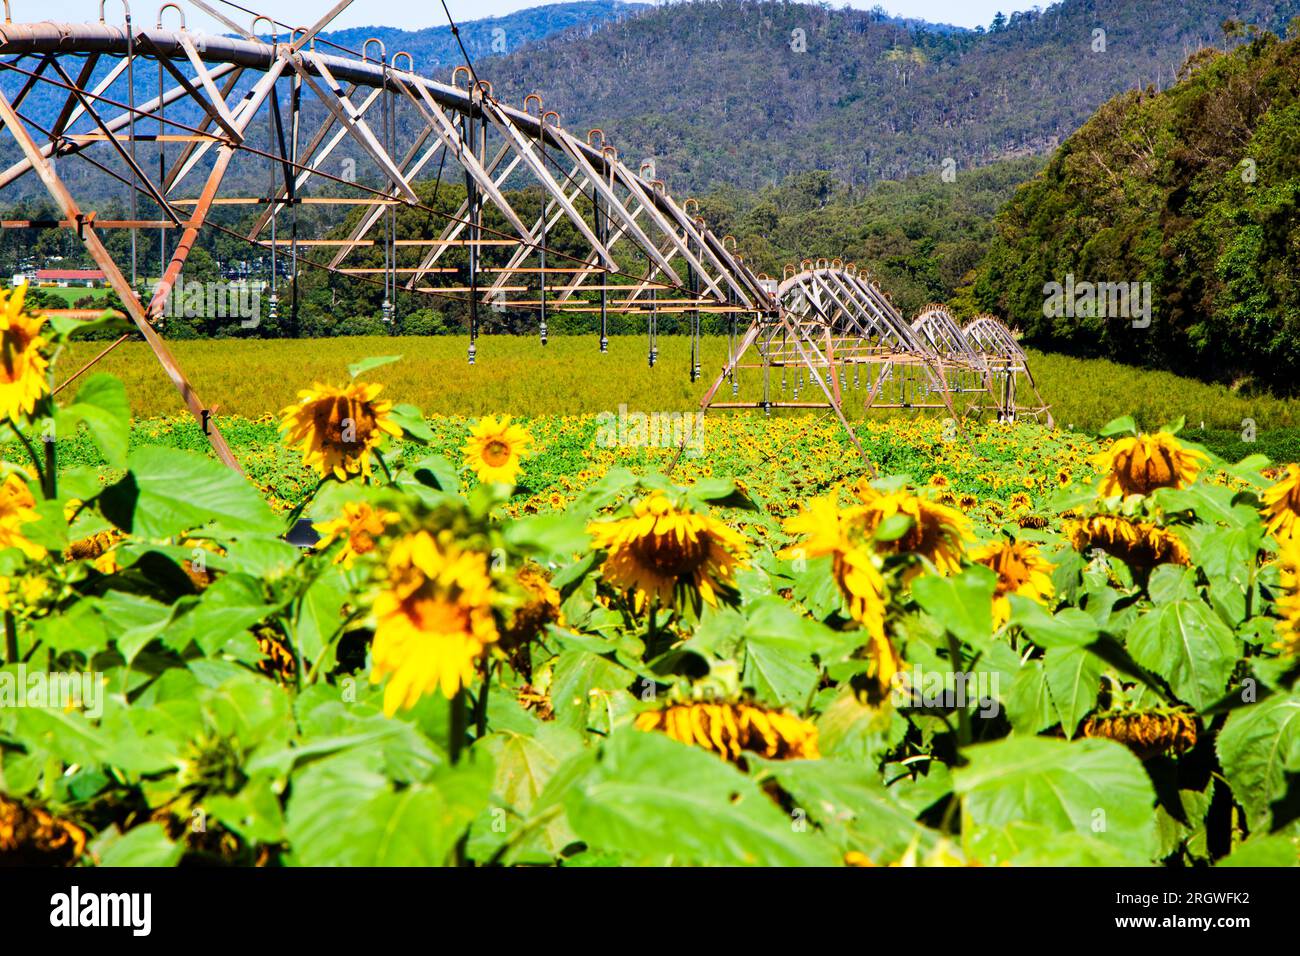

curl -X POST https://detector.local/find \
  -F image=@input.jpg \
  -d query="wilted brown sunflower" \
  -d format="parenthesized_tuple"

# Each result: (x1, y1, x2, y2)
(0, 795, 85, 866)
(1082, 711, 1197, 760)
(1095, 431, 1207, 498)
(635, 701, 820, 762)
(1065, 514, 1190, 573)
(254, 625, 297, 683)
(499, 562, 565, 679)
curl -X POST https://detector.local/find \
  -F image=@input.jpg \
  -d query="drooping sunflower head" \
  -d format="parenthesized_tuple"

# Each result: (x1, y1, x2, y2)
(463, 414, 532, 485)
(1262, 463, 1300, 545)
(587, 490, 749, 614)
(1272, 536, 1300, 657)
(369, 530, 499, 715)
(969, 539, 1055, 628)
(499, 562, 565, 677)
(854, 484, 971, 576)
(634, 701, 819, 763)
(278, 381, 401, 481)
(1065, 514, 1190, 575)
(1095, 431, 1207, 498)
(0, 285, 50, 424)
(312, 500, 399, 567)
(0, 473, 46, 561)
(1081, 710, 1198, 760)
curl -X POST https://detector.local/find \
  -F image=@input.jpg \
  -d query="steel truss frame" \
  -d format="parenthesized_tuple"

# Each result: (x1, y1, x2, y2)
(0, 6, 1048, 477)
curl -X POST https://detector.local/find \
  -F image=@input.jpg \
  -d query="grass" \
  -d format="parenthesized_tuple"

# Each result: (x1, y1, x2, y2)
(56, 334, 1300, 434)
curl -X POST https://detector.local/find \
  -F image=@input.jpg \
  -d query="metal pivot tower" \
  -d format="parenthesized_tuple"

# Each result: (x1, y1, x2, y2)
(700, 261, 1052, 433)
(0, 3, 1048, 478)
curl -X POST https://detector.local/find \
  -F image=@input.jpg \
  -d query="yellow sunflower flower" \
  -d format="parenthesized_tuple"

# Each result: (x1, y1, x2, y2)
(369, 531, 499, 714)
(1095, 431, 1207, 498)
(1261, 464, 1300, 543)
(0, 285, 50, 423)
(969, 539, 1055, 628)
(587, 490, 748, 613)
(278, 381, 401, 481)
(634, 701, 819, 762)
(781, 495, 896, 690)
(312, 500, 398, 567)
(463, 415, 532, 485)
(1273, 537, 1300, 657)
(0, 473, 46, 560)
(853, 483, 971, 576)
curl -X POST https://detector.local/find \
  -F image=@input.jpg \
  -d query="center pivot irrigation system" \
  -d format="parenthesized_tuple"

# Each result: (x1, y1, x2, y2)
(0, 0, 1051, 475)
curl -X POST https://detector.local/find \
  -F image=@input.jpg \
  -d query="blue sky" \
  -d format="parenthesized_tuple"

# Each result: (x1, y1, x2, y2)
(30, 1, 1042, 34)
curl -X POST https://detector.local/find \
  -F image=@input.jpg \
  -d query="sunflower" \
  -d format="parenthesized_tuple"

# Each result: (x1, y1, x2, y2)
(278, 381, 401, 481)
(463, 415, 532, 485)
(313, 500, 398, 567)
(254, 625, 296, 684)
(369, 531, 499, 715)
(587, 490, 748, 613)
(1261, 463, 1300, 543)
(1065, 514, 1190, 574)
(499, 562, 564, 679)
(0, 573, 49, 613)
(0, 285, 50, 423)
(1081, 710, 1197, 759)
(1008, 492, 1032, 512)
(0, 794, 86, 866)
(634, 701, 819, 762)
(1272, 537, 1300, 657)
(0, 473, 46, 560)
(781, 495, 896, 689)
(969, 539, 1055, 627)
(853, 484, 971, 576)
(1095, 431, 1207, 498)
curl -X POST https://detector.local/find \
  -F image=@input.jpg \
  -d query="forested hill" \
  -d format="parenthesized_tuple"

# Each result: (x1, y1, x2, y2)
(313, 2, 645, 70)
(485, 0, 1300, 192)
(961, 23, 1300, 393)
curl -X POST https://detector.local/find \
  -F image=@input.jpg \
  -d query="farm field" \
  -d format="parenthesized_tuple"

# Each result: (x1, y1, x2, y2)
(62, 335, 1300, 432)
(6, 315, 1300, 867)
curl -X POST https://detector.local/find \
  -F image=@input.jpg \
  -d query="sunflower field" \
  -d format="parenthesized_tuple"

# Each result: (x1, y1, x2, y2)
(3, 287, 1300, 868)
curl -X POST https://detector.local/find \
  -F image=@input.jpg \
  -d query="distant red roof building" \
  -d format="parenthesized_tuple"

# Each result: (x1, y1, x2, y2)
(35, 269, 105, 282)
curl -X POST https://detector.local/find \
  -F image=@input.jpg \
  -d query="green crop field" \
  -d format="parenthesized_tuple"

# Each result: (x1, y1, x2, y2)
(62, 335, 1300, 432)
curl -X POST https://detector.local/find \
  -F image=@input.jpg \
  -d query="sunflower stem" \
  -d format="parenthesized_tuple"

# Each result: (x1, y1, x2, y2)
(945, 630, 971, 749)
(474, 663, 493, 739)
(450, 687, 468, 765)
(6, 418, 46, 495)
(4, 612, 16, 664)
(373, 449, 394, 485)
(42, 430, 56, 499)
(2, 613, 17, 665)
